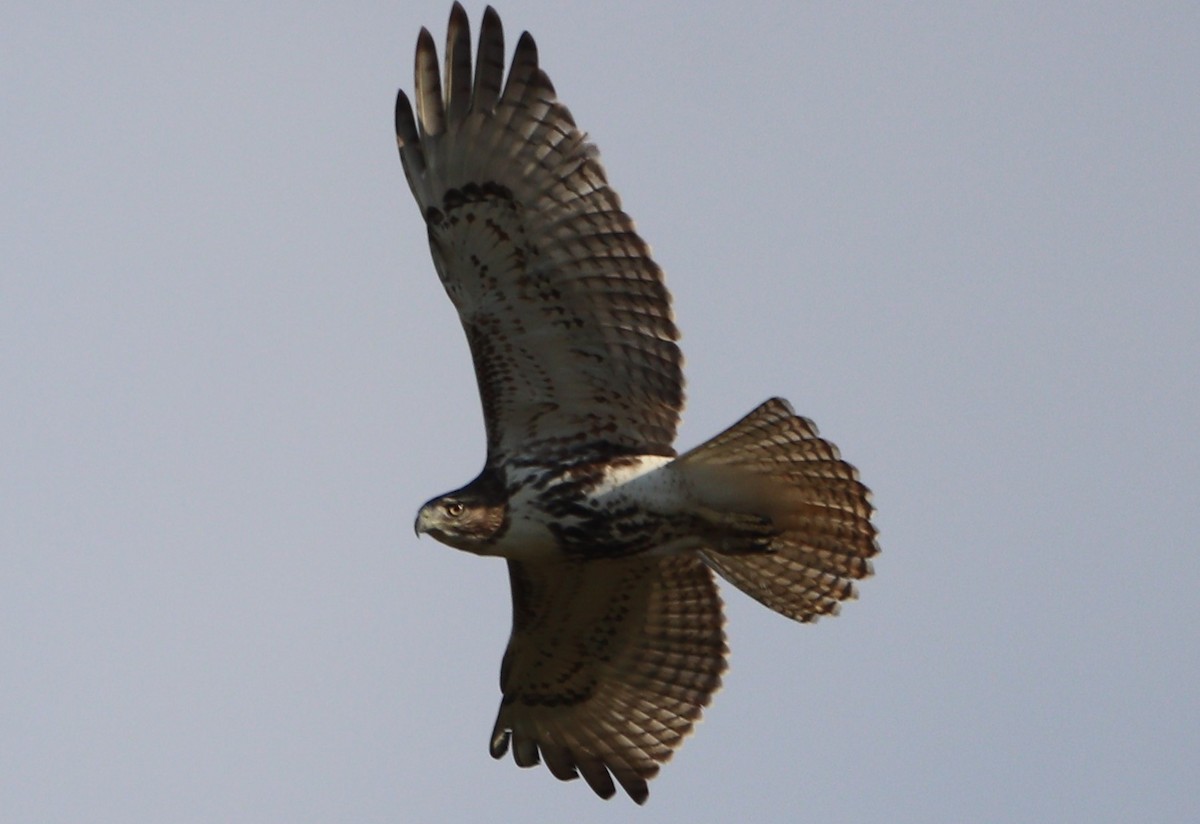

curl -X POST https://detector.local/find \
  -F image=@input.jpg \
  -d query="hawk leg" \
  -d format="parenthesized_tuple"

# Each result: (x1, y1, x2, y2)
(692, 506, 780, 556)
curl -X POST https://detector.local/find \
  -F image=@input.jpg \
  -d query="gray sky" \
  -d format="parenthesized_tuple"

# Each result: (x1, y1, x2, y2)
(3, 2, 1197, 822)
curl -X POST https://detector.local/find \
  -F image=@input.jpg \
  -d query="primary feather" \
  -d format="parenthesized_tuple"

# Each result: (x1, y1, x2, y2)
(396, 4, 682, 468)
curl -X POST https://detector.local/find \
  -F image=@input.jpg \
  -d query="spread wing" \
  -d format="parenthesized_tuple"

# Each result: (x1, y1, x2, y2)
(395, 4, 683, 467)
(491, 555, 727, 804)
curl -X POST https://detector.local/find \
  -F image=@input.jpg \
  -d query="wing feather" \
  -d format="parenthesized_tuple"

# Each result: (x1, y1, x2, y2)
(491, 556, 726, 804)
(443, 3, 472, 124)
(413, 28, 444, 138)
(470, 7, 505, 114)
(395, 4, 683, 465)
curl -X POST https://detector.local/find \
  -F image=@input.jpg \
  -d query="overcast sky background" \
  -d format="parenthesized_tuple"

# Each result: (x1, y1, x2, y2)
(3, 2, 1197, 822)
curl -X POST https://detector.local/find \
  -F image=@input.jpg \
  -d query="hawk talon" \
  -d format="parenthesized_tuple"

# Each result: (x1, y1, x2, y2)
(694, 506, 777, 536)
(716, 536, 778, 556)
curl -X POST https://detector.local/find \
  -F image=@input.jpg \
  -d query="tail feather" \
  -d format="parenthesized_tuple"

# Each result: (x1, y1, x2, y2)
(676, 398, 878, 623)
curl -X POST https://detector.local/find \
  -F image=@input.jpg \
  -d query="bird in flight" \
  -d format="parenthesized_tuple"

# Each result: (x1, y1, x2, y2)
(396, 3, 878, 804)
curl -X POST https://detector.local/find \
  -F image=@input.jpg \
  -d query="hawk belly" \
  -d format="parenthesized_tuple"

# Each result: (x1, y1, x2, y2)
(497, 455, 698, 562)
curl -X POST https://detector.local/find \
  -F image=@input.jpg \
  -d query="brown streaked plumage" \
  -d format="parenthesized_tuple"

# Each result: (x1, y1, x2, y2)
(396, 4, 681, 470)
(493, 555, 725, 803)
(397, 4, 878, 804)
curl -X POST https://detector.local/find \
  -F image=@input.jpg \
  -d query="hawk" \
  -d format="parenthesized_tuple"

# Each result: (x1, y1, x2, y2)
(396, 4, 877, 804)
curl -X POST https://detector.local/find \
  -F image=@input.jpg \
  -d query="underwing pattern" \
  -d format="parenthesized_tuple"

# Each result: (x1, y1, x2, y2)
(398, 4, 879, 804)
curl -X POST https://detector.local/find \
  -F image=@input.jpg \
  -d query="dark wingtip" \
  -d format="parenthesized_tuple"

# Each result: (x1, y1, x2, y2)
(515, 30, 538, 64)
(577, 759, 616, 800)
(394, 89, 418, 148)
(394, 89, 409, 132)
(488, 727, 510, 759)
(616, 772, 650, 805)
(415, 26, 437, 71)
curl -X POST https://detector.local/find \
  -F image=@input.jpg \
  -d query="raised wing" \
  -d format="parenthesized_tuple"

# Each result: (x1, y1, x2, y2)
(491, 555, 727, 804)
(395, 4, 683, 467)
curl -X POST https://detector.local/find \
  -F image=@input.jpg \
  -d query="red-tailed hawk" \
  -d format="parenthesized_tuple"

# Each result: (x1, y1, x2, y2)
(396, 4, 877, 804)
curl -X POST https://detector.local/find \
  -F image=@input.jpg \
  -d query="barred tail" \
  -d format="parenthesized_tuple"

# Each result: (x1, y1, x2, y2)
(675, 398, 878, 623)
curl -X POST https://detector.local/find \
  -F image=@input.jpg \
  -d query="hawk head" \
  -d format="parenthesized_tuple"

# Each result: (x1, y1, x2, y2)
(414, 471, 508, 554)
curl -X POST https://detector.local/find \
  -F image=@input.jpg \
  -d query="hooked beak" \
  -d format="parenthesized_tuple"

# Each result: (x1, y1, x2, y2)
(414, 505, 431, 538)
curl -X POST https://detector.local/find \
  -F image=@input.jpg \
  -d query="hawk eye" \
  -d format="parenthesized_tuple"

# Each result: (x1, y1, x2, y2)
(444, 501, 466, 518)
